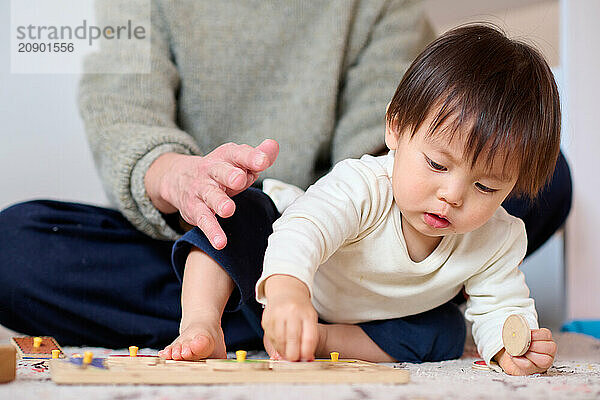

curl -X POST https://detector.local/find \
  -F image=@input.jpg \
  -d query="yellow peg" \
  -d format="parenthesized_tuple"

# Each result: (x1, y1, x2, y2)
(235, 350, 247, 362)
(51, 350, 60, 359)
(82, 351, 93, 367)
(129, 346, 139, 357)
(33, 337, 42, 348)
(330, 351, 339, 362)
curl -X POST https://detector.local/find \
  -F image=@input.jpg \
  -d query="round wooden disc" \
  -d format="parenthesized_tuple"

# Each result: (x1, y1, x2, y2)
(502, 314, 531, 356)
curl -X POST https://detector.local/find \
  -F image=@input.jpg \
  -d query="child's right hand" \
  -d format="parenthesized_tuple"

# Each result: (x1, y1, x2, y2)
(261, 275, 319, 361)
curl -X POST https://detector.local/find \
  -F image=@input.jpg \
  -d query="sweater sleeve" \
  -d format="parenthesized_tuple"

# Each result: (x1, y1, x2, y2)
(464, 218, 539, 366)
(255, 158, 389, 304)
(78, 0, 200, 240)
(332, 0, 435, 162)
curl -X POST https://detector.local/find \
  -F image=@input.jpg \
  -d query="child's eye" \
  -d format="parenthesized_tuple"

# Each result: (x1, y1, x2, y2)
(426, 156, 447, 171)
(475, 182, 498, 193)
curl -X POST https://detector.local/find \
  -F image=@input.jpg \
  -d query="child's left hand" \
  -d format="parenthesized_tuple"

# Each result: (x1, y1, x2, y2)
(495, 328, 557, 375)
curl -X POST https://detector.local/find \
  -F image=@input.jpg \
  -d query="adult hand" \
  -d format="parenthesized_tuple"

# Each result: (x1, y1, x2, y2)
(261, 275, 319, 361)
(145, 139, 279, 249)
(495, 328, 557, 375)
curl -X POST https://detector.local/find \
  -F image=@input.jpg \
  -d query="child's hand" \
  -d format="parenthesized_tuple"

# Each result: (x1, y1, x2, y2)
(262, 275, 319, 361)
(495, 328, 557, 375)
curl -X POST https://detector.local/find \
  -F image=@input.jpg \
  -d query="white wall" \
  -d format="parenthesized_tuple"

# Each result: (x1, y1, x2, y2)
(0, 0, 109, 210)
(562, 0, 600, 320)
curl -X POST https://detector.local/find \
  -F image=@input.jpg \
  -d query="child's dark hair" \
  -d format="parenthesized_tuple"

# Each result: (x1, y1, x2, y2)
(386, 24, 561, 199)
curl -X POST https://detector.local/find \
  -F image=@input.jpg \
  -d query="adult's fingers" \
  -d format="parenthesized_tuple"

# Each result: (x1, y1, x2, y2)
(183, 201, 227, 249)
(219, 143, 270, 172)
(207, 161, 249, 193)
(199, 184, 236, 218)
(255, 139, 280, 169)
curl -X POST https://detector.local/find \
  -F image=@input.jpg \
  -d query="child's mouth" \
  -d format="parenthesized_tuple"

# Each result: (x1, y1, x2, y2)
(423, 213, 450, 229)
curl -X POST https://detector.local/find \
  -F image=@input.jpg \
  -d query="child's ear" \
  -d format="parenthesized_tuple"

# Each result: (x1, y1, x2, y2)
(385, 121, 400, 150)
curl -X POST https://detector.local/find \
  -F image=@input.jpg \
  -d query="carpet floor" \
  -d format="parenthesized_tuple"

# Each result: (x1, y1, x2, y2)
(1, 326, 598, 400)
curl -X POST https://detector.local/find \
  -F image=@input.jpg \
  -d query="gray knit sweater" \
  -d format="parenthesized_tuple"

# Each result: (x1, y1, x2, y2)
(79, 0, 433, 240)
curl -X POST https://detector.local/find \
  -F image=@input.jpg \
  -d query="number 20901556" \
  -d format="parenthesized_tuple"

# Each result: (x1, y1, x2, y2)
(18, 42, 74, 53)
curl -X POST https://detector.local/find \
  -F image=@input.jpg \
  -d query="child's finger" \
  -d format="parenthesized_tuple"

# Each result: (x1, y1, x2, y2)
(527, 340, 557, 356)
(509, 354, 537, 372)
(263, 337, 280, 360)
(273, 319, 287, 358)
(531, 328, 553, 341)
(300, 319, 318, 361)
(524, 350, 555, 370)
(284, 318, 302, 361)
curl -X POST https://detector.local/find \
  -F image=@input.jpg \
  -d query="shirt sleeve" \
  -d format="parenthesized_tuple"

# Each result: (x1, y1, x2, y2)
(464, 217, 539, 366)
(332, 0, 435, 161)
(78, 0, 200, 240)
(255, 158, 390, 304)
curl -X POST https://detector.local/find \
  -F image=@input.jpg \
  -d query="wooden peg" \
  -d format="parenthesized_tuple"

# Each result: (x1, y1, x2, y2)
(235, 350, 247, 362)
(82, 351, 93, 368)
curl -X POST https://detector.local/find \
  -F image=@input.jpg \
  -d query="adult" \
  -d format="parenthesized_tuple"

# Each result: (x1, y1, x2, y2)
(0, 1, 570, 352)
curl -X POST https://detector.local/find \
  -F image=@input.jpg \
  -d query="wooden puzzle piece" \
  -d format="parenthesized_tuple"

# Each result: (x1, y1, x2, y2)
(502, 314, 532, 356)
(11, 336, 64, 359)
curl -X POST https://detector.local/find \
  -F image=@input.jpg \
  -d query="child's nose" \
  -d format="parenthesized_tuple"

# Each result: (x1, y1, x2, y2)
(438, 186, 464, 207)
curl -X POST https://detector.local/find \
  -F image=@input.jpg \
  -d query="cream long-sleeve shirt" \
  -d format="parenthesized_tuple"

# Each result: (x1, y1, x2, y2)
(256, 152, 538, 364)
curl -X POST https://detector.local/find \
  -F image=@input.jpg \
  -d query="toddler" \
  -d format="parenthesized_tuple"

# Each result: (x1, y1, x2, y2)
(160, 24, 560, 376)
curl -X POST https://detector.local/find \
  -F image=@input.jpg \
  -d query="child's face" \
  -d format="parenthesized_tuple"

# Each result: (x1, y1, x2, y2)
(385, 112, 518, 242)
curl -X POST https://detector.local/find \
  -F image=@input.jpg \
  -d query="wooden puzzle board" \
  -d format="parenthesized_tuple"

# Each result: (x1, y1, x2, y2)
(11, 337, 64, 359)
(50, 356, 410, 385)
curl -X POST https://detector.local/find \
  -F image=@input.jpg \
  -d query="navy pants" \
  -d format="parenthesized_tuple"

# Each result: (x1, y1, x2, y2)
(0, 152, 571, 362)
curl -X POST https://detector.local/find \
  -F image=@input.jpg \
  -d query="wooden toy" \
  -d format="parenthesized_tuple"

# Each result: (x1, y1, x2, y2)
(471, 360, 490, 371)
(49, 352, 410, 385)
(0, 345, 16, 383)
(11, 336, 64, 359)
(502, 314, 532, 356)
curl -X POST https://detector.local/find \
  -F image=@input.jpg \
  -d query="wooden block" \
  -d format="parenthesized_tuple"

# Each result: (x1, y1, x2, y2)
(50, 356, 410, 385)
(502, 314, 531, 356)
(11, 336, 64, 359)
(0, 345, 16, 383)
